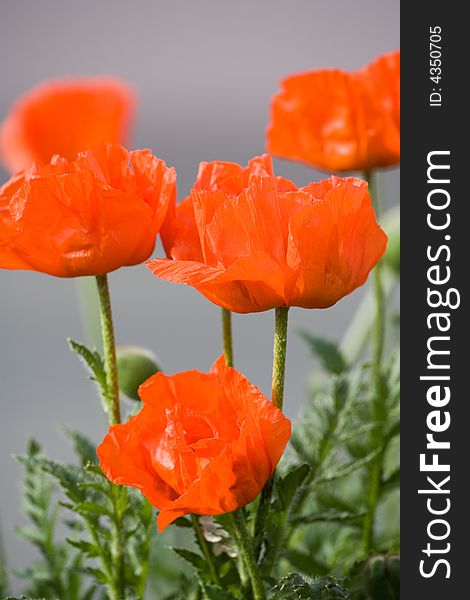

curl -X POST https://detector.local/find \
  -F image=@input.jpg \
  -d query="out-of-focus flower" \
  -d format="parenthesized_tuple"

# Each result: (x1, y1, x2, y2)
(149, 175, 387, 313)
(97, 356, 291, 532)
(267, 51, 400, 172)
(161, 154, 278, 261)
(0, 78, 135, 173)
(0, 143, 176, 277)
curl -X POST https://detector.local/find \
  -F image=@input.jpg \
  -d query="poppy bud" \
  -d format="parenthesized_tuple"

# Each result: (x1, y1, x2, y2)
(362, 554, 400, 600)
(116, 346, 160, 401)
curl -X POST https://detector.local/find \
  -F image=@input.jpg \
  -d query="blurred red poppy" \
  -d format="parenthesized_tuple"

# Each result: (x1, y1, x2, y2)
(149, 175, 387, 313)
(0, 78, 134, 173)
(267, 51, 400, 172)
(97, 356, 291, 532)
(0, 143, 176, 277)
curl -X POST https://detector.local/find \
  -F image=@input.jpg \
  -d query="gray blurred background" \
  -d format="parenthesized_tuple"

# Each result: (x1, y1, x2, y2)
(0, 0, 399, 581)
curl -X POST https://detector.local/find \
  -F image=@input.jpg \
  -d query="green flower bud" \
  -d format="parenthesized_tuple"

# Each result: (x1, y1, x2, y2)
(363, 554, 400, 600)
(116, 346, 160, 401)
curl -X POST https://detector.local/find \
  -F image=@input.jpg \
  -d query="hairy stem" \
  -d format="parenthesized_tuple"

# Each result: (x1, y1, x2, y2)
(229, 511, 266, 600)
(95, 274, 121, 425)
(254, 306, 289, 562)
(271, 307, 289, 409)
(96, 275, 127, 599)
(221, 308, 234, 367)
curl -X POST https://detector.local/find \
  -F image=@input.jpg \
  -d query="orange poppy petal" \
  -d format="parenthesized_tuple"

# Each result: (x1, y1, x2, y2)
(98, 356, 291, 533)
(267, 51, 400, 172)
(0, 78, 135, 172)
(287, 179, 387, 307)
(0, 144, 176, 277)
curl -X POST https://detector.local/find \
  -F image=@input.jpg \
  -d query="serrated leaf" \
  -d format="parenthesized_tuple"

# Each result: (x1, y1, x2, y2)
(201, 582, 238, 600)
(171, 547, 206, 574)
(283, 550, 329, 577)
(316, 447, 382, 484)
(84, 566, 109, 585)
(74, 502, 111, 517)
(173, 516, 193, 528)
(300, 331, 347, 375)
(276, 464, 311, 510)
(61, 428, 98, 466)
(291, 510, 365, 526)
(269, 574, 350, 599)
(269, 573, 315, 598)
(67, 338, 107, 393)
(66, 537, 100, 558)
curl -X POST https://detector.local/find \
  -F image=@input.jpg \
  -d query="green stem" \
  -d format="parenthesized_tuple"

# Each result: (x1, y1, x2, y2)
(110, 486, 126, 599)
(95, 274, 121, 425)
(254, 306, 289, 561)
(361, 171, 386, 555)
(95, 275, 126, 599)
(191, 515, 221, 586)
(222, 308, 234, 367)
(365, 171, 385, 392)
(229, 511, 266, 600)
(271, 307, 289, 409)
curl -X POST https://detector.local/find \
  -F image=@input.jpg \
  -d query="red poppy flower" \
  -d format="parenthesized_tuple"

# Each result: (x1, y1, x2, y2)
(148, 175, 387, 313)
(97, 356, 291, 532)
(0, 143, 176, 277)
(267, 51, 400, 172)
(161, 154, 277, 262)
(0, 78, 134, 173)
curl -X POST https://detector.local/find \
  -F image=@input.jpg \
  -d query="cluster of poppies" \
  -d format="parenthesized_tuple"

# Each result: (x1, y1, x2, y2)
(0, 50, 399, 531)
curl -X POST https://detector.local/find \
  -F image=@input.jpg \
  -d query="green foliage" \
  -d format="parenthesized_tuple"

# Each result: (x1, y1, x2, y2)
(14, 439, 94, 600)
(7, 309, 399, 600)
(298, 332, 347, 376)
(269, 574, 350, 599)
(276, 335, 400, 593)
(348, 555, 400, 600)
(14, 434, 154, 600)
(67, 339, 107, 395)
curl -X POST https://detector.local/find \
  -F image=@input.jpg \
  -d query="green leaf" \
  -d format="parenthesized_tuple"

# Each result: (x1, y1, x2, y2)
(270, 573, 315, 598)
(283, 550, 329, 577)
(61, 428, 98, 466)
(269, 574, 350, 599)
(291, 510, 365, 526)
(201, 582, 238, 600)
(74, 502, 112, 517)
(67, 338, 107, 394)
(84, 567, 108, 585)
(316, 447, 382, 485)
(299, 331, 348, 375)
(171, 548, 206, 574)
(173, 516, 193, 528)
(276, 464, 311, 510)
(66, 538, 100, 558)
